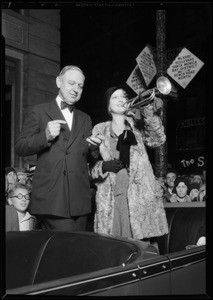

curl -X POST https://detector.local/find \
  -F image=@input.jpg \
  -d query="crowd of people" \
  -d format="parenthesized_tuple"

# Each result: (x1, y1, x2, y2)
(5, 65, 206, 249)
(156, 169, 206, 203)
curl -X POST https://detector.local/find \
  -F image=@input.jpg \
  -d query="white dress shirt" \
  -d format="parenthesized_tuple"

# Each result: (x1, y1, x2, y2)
(19, 211, 38, 231)
(56, 95, 74, 131)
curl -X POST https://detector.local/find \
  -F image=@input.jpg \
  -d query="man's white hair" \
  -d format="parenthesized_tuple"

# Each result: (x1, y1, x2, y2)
(58, 65, 85, 78)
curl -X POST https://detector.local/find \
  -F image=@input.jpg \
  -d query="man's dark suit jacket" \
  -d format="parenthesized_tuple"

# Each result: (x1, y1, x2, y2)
(15, 100, 97, 218)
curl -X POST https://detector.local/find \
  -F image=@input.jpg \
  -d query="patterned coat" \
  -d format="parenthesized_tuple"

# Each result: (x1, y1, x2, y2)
(90, 112, 168, 239)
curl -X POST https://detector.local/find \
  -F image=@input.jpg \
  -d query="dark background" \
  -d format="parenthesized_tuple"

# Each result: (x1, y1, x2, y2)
(60, 2, 212, 172)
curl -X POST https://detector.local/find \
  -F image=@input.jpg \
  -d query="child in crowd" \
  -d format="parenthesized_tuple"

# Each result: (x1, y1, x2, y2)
(163, 169, 178, 202)
(5, 167, 18, 197)
(6, 182, 39, 231)
(170, 176, 191, 202)
(15, 167, 28, 185)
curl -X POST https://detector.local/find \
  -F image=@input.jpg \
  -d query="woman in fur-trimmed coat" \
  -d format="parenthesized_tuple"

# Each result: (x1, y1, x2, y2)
(90, 86, 168, 240)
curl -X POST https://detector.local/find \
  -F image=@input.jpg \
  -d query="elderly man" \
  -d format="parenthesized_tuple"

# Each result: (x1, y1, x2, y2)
(15, 65, 104, 231)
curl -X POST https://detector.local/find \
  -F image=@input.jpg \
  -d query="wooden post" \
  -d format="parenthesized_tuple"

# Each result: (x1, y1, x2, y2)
(155, 9, 168, 177)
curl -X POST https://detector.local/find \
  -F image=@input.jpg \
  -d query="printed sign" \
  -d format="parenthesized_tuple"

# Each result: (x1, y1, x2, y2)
(167, 47, 204, 88)
(136, 45, 157, 87)
(175, 151, 206, 174)
(177, 117, 205, 128)
(176, 117, 206, 151)
(126, 65, 146, 95)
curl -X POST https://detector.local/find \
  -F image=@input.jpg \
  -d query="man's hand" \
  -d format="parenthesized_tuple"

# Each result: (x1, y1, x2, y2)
(45, 120, 67, 141)
(86, 134, 105, 150)
(196, 236, 206, 246)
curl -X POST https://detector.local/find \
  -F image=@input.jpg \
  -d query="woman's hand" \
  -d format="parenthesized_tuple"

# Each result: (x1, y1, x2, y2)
(102, 160, 125, 173)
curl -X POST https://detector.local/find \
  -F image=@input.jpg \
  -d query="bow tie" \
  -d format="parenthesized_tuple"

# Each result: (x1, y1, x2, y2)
(60, 101, 74, 113)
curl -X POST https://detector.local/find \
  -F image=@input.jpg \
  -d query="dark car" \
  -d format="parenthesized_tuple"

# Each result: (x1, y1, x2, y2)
(5, 204, 206, 296)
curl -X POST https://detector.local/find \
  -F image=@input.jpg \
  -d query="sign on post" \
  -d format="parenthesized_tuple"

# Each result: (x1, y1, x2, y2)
(126, 65, 146, 95)
(167, 47, 204, 89)
(136, 44, 157, 87)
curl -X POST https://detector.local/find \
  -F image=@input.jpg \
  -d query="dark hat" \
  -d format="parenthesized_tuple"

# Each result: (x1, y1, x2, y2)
(5, 166, 17, 176)
(104, 85, 135, 116)
(189, 182, 200, 192)
(172, 176, 190, 194)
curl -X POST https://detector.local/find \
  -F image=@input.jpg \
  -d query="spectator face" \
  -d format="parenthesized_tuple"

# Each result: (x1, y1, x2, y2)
(8, 188, 30, 213)
(17, 173, 27, 185)
(191, 175, 202, 186)
(176, 182, 188, 198)
(6, 171, 18, 184)
(26, 178, 32, 190)
(165, 172, 177, 188)
(189, 188, 199, 201)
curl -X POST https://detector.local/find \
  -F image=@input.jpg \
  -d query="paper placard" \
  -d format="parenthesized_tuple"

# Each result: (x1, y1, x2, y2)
(126, 65, 146, 95)
(136, 45, 157, 87)
(167, 48, 204, 89)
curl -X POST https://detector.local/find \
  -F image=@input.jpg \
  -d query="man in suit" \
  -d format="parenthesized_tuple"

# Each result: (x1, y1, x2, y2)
(15, 65, 104, 231)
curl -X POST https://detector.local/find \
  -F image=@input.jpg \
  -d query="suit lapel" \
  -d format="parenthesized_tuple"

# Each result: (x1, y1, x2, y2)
(67, 109, 85, 148)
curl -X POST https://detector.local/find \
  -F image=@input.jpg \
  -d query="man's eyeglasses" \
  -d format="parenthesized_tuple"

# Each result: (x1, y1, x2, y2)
(10, 193, 30, 200)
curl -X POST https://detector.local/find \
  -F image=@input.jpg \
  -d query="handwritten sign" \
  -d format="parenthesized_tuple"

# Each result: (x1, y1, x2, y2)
(136, 45, 157, 87)
(167, 47, 204, 89)
(126, 65, 146, 95)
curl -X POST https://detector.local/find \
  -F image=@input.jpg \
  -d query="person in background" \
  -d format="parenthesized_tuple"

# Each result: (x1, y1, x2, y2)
(163, 169, 178, 202)
(189, 182, 200, 202)
(6, 182, 39, 231)
(89, 85, 168, 246)
(5, 167, 18, 198)
(190, 174, 203, 189)
(198, 183, 206, 202)
(25, 177, 33, 193)
(15, 65, 104, 231)
(15, 167, 28, 185)
(170, 176, 191, 202)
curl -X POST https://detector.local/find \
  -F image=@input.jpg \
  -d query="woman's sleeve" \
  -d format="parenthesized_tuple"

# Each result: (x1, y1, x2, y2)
(140, 104, 166, 148)
(90, 160, 108, 180)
